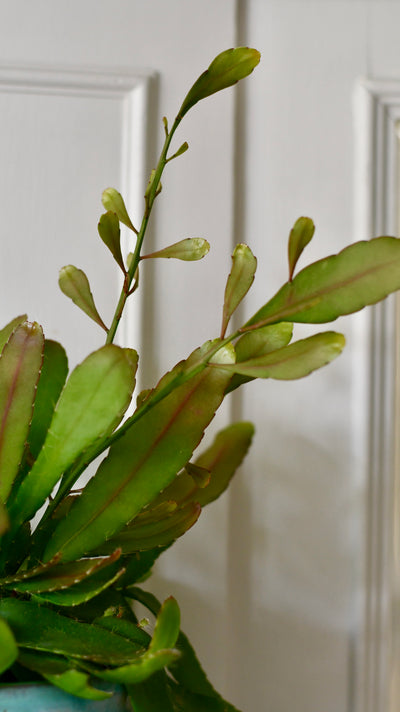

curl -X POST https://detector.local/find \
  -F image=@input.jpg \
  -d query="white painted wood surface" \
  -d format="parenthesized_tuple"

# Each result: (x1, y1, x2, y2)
(1, 2, 400, 711)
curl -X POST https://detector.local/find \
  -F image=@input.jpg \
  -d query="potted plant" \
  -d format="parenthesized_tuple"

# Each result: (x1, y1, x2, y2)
(0, 46, 399, 711)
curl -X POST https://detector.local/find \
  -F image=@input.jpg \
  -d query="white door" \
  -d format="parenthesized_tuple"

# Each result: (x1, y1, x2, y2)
(1, 2, 400, 711)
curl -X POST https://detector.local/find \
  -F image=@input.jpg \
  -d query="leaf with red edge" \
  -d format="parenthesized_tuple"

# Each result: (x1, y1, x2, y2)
(0, 322, 44, 503)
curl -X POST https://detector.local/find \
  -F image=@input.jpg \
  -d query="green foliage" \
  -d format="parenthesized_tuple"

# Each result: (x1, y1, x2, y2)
(1, 45, 400, 712)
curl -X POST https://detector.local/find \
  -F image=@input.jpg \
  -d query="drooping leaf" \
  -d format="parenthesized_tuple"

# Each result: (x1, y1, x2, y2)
(59, 265, 108, 331)
(27, 339, 68, 460)
(102, 188, 136, 232)
(8, 345, 137, 529)
(98, 211, 126, 273)
(218, 331, 345, 380)
(0, 322, 44, 503)
(43, 344, 233, 562)
(0, 615, 18, 674)
(178, 47, 261, 120)
(288, 217, 315, 280)
(43, 669, 114, 701)
(0, 314, 27, 354)
(221, 244, 257, 338)
(244, 236, 400, 330)
(142, 238, 210, 262)
(226, 322, 293, 393)
(0, 597, 145, 665)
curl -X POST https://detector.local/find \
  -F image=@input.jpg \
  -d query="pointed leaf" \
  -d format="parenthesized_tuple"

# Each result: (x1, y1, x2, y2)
(4, 550, 122, 594)
(102, 188, 136, 232)
(178, 47, 261, 120)
(167, 141, 189, 162)
(221, 244, 257, 337)
(9, 345, 137, 528)
(44, 347, 233, 562)
(219, 331, 345, 380)
(27, 339, 68, 460)
(59, 265, 108, 331)
(0, 322, 44, 502)
(288, 217, 315, 280)
(0, 314, 27, 354)
(245, 236, 400, 329)
(98, 211, 126, 272)
(142, 237, 210, 262)
(0, 616, 18, 674)
(0, 597, 145, 665)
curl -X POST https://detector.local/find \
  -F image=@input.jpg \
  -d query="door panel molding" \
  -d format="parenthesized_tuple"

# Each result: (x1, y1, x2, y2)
(355, 78, 400, 712)
(0, 64, 155, 367)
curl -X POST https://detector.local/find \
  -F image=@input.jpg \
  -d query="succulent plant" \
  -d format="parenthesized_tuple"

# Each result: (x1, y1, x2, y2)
(0, 47, 400, 711)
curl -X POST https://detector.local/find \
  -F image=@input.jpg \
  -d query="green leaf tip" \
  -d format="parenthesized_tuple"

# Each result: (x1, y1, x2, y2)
(178, 47, 261, 120)
(142, 238, 210, 262)
(288, 217, 315, 280)
(59, 265, 108, 332)
(102, 188, 137, 233)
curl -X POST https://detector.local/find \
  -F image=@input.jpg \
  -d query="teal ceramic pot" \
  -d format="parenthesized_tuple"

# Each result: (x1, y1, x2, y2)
(0, 683, 129, 711)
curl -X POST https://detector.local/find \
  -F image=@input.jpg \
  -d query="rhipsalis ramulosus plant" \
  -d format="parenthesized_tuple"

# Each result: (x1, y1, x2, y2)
(0, 47, 399, 711)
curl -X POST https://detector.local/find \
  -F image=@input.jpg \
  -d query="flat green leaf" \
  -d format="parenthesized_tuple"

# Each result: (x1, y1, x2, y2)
(44, 347, 233, 562)
(44, 669, 113, 701)
(94, 502, 201, 555)
(27, 339, 68, 460)
(245, 236, 400, 329)
(227, 322, 293, 393)
(0, 322, 44, 503)
(0, 314, 27, 354)
(0, 597, 145, 665)
(98, 211, 126, 273)
(142, 238, 210, 262)
(4, 551, 123, 605)
(59, 265, 108, 331)
(288, 217, 315, 280)
(102, 188, 136, 232)
(219, 331, 345, 380)
(178, 47, 261, 120)
(152, 422, 254, 509)
(9, 345, 137, 529)
(221, 244, 257, 338)
(0, 616, 18, 674)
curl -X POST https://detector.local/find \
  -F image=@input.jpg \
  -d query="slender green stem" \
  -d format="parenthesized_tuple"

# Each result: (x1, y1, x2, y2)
(106, 117, 182, 345)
